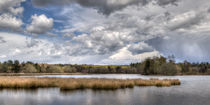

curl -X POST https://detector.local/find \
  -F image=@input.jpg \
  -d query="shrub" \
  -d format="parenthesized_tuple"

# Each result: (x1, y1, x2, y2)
(46, 65, 63, 73)
(20, 64, 38, 73)
(63, 66, 77, 73)
(159, 63, 177, 75)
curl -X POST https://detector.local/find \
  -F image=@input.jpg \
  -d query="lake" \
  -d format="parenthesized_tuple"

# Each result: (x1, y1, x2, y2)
(1, 74, 210, 105)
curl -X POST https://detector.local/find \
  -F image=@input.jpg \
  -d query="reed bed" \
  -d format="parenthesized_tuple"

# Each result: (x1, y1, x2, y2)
(0, 77, 180, 90)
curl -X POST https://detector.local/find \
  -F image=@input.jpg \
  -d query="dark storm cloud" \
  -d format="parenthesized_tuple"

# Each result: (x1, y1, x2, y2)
(147, 33, 210, 62)
(32, 0, 179, 15)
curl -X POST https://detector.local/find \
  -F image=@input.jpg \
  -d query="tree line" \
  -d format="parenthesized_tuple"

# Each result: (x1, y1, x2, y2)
(0, 60, 137, 74)
(0, 56, 210, 75)
(130, 56, 210, 75)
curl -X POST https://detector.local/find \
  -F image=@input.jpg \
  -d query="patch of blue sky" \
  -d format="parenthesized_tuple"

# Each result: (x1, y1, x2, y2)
(21, 0, 65, 32)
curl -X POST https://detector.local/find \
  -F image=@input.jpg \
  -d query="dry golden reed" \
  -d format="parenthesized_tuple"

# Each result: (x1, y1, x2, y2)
(0, 77, 180, 90)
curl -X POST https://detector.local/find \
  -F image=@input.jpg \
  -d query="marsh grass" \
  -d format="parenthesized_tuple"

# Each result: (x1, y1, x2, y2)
(0, 77, 180, 90)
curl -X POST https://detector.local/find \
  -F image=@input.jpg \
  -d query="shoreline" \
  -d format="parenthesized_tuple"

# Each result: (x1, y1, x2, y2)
(0, 73, 209, 76)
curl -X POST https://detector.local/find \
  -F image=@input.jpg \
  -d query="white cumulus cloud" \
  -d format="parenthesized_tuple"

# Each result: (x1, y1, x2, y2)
(26, 14, 54, 34)
(0, 14, 23, 31)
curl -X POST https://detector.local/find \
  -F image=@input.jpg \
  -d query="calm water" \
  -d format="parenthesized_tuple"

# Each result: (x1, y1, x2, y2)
(1, 74, 210, 105)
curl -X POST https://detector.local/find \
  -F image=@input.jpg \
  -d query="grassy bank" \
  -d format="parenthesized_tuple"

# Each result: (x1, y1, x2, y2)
(0, 73, 208, 77)
(0, 77, 180, 90)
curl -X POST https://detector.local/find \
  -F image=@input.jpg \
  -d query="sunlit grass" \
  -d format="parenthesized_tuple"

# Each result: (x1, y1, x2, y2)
(0, 77, 180, 90)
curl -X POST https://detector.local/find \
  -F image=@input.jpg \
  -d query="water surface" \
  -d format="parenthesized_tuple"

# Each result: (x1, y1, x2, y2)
(1, 74, 210, 105)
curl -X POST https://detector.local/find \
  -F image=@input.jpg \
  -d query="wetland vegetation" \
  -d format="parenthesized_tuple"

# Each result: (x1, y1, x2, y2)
(0, 77, 180, 90)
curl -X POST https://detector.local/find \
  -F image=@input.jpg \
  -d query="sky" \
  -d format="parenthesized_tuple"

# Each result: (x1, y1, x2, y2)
(0, 0, 210, 65)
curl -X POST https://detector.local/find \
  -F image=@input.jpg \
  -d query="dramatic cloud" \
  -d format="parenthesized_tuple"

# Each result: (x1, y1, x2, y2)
(59, 2, 167, 57)
(32, 0, 179, 15)
(55, 0, 210, 64)
(1, 0, 210, 64)
(26, 14, 54, 34)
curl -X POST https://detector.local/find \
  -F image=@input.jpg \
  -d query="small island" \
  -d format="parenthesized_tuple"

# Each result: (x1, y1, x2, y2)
(0, 77, 180, 90)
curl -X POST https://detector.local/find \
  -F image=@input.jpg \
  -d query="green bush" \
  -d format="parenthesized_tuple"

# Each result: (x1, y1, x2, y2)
(20, 64, 38, 73)
(63, 66, 77, 73)
(159, 63, 177, 75)
(46, 65, 63, 73)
